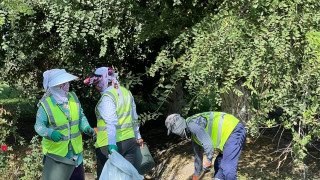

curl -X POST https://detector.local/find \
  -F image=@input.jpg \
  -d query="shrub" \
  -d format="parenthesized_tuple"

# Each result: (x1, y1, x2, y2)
(20, 135, 43, 180)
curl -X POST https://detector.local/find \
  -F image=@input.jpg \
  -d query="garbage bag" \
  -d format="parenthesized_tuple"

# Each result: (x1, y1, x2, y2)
(99, 149, 144, 180)
(134, 143, 155, 175)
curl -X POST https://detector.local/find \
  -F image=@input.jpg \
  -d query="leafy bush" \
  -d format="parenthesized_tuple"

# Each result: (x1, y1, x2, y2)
(1, 0, 320, 169)
(149, 0, 320, 166)
(0, 106, 19, 179)
(21, 136, 43, 180)
(83, 138, 97, 176)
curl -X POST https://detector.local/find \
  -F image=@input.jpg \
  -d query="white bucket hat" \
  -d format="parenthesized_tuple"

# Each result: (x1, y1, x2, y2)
(43, 69, 78, 90)
(37, 69, 78, 107)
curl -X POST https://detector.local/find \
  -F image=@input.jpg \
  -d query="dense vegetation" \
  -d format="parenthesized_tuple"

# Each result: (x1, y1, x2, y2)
(0, 0, 319, 179)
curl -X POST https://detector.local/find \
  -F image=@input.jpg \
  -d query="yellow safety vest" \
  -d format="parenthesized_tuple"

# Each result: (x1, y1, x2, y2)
(41, 92, 83, 156)
(186, 112, 239, 152)
(95, 86, 135, 148)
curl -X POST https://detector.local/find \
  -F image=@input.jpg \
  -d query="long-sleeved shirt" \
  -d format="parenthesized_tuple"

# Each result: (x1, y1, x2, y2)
(97, 86, 141, 145)
(34, 93, 90, 166)
(187, 116, 214, 176)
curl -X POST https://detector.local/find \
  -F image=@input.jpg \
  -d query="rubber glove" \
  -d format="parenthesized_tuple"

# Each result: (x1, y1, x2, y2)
(85, 126, 97, 141)
(51, 130, 63, 142)
(192, 175, 199, 180)
(108, 145, 118, 153)
(203, 161, 212, 173)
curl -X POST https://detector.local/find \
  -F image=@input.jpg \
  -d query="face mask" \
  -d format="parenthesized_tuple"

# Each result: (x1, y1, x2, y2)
(60, 82, 70, 93)
(50, 82, 69, 104)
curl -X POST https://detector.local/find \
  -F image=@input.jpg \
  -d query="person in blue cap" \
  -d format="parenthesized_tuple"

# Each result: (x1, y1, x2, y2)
(84, 67, 144, 179)
(35, 69, 96, 180)
(165, 112, 246, 180)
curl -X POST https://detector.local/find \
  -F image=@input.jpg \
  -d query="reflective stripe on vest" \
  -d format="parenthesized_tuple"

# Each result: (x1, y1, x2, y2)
(187, 112, 239, 152)
(215, 112, 225, 148)
(97, 122, 134, 131)
(95, 87, 135, 148)
(41, 92, 83, 156)
(70, 92, 80, 116)
(207, 112, 214, 140)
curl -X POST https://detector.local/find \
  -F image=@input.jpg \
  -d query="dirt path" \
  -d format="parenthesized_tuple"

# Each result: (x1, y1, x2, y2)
(142, 127, 320, 180)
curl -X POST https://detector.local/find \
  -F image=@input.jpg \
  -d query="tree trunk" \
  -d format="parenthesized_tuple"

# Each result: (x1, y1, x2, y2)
(221, 82, 251, 126)
(166, 82, 186, 116)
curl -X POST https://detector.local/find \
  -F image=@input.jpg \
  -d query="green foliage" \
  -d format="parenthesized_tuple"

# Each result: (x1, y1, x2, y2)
(82, 138, 97, 175)
(0, 107, 13, 144)
(0, 0, 213, 122)
(0, 84, 21, 100)
(0, 144, 17, 179)
(1, 0, 320, 169)
(21, 136, 43, 180)
(0, 105, 22, 179)
(149, 0, 320, 165)
(139, 111, 163, 126)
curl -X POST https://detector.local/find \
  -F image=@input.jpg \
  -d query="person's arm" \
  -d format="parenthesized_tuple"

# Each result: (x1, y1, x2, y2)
(131, 97, 141, 139)
(131, 96, 144, 147)
(98, 96, 118, 145)
(34, 105, 54, 139)
(192, 140, 204, 176)
(188, 120, 214, 174)
(78, 103, 97, 140)
(78, 103, 90, 132)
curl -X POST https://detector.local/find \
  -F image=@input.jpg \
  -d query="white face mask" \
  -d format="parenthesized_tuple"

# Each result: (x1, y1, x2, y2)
(50, 82, 70, 104)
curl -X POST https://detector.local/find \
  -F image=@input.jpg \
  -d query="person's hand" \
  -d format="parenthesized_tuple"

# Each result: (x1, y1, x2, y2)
(203, 161, 212, 173)
(85, 126, 97, 141)
(51, 130, 63, 142)
(192, 175, 199, 180)
(108, 145, 118, 153)
(137, 138, 144, 148)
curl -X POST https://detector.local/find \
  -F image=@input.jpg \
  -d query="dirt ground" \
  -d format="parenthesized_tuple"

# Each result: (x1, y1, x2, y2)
(141, 124, 320, 180)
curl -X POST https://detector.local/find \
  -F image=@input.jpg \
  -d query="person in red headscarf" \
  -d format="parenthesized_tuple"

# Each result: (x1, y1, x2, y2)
(84, 67, 144, 179)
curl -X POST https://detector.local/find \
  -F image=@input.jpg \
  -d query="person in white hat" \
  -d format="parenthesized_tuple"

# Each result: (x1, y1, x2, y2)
(84, 67, 144, 179)
(34, 69, 96, 180)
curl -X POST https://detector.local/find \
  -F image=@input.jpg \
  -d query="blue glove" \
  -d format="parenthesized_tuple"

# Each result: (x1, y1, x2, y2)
(51, 130, 63, 142)
(108, 145, 118, 153)
(85, 126, 97, 141)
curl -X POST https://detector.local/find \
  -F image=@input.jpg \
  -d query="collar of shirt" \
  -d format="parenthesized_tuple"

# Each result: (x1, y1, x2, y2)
(50, 93, 71, 106)
(101, 85, 114, 94)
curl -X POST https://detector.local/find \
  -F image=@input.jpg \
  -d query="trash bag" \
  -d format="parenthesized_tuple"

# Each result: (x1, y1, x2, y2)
(99, 149, 144, 180)
(134, 143, 155, 175)
(42, 153, 77, 180)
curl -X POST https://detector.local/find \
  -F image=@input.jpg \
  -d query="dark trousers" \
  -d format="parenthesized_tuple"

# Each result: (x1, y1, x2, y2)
(70, 163, 85, 180)
(43, 155, 85, 180)
(95, 137, 137, 179)
(214, 123, 247, 180)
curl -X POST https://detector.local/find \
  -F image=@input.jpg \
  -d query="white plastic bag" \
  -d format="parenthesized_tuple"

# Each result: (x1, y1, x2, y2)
(99, 149, 144, 180)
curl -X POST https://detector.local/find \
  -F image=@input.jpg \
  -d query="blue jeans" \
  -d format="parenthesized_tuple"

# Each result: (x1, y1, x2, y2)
(214, 123, 246, 180)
